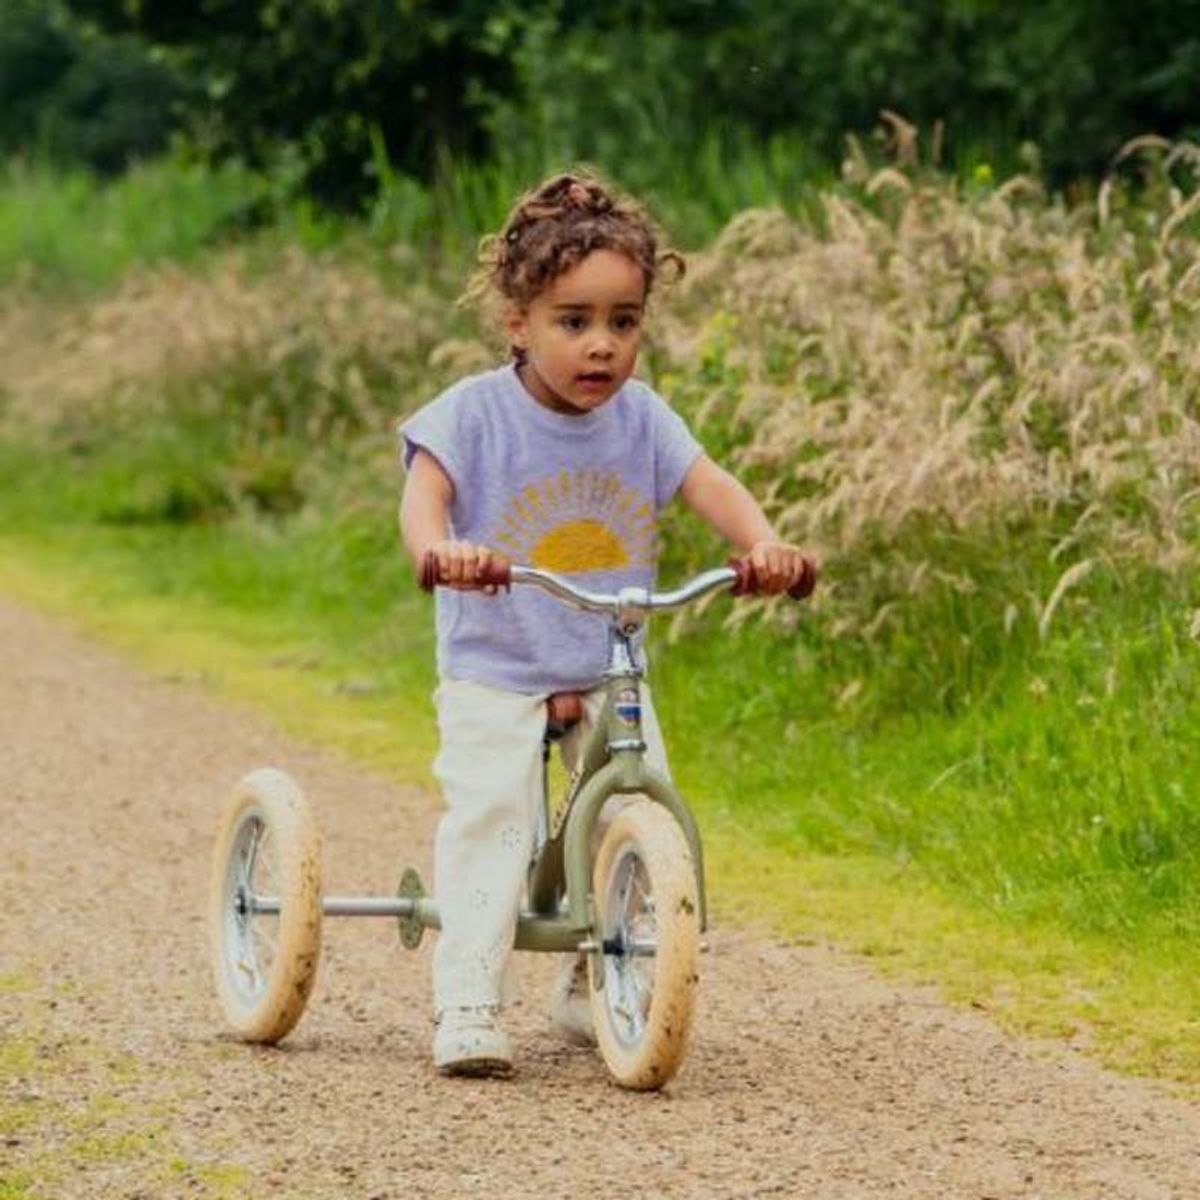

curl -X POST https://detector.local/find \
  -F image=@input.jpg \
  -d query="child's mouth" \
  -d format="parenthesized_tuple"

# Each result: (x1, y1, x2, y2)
(577, 372, 613, 388)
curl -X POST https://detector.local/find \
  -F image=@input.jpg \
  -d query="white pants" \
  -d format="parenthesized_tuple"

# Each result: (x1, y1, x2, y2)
(431, 677, 671, 1014)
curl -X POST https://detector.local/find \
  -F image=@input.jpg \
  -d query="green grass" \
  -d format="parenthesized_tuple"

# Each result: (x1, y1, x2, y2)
(2, 432, 1199, 1083)
(378, 128, 838, 256)
(0, 129, 839, 294)
(0, 155, 272, 292)
(658, 574, 1200, 936)
(0, 127, 1053, 303)
(0, 1174, 36, 1200)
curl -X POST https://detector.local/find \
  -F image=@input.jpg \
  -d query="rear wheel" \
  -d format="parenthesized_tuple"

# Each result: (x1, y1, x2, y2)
(210, 768, 322, 1043)
(589, 801, 700, 1090)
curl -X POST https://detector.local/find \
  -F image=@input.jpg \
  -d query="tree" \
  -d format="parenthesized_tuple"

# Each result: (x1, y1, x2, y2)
(64, 0, 546, 204)
(1, 0, 183, 171)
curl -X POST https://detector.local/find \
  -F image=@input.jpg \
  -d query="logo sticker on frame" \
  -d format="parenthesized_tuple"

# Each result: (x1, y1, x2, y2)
(615, 687, 641, 726)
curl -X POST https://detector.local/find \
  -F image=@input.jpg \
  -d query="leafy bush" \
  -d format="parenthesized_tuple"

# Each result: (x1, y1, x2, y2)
(0, 0, 184, 172)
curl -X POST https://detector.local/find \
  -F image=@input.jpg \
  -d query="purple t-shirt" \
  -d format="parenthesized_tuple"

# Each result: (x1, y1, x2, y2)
(399, 363, 703, 693)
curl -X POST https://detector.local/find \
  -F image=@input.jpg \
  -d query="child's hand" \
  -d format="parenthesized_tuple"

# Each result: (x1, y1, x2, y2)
(427, 540, 508, 593)
(745, 540, 817, 597)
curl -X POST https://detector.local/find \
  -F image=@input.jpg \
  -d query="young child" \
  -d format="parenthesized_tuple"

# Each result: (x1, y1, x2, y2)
(398, 171, 812, 1076)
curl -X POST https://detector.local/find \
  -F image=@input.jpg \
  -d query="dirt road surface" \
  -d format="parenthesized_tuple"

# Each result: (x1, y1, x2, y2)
(2, 595, 1198, 1199)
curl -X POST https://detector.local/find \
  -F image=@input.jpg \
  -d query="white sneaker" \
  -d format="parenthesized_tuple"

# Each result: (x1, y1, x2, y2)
(433, 1006, 513, 1077)
(550, 954, 596, 1046)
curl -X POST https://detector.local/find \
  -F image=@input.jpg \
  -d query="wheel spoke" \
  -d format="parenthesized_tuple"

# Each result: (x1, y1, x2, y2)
(629, 870, 652, 915)
(622, 968, 647, 1038)
(251, 920, 278, 962)
(253, 832, 278, 894)
(617, 857, 636, 917)
(241, 821, 261, 878)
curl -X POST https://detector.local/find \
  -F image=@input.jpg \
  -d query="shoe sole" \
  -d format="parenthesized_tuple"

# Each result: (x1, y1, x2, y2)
(436, 1055, 514, 1079)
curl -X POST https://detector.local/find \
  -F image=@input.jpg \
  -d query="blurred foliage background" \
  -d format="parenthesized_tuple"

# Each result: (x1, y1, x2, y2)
(4, 0, 1199, 205)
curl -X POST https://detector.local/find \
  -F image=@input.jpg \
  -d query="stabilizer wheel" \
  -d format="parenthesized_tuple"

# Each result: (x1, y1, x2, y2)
(210, 768, 322, 1043)
(590, 800, 700, 1090)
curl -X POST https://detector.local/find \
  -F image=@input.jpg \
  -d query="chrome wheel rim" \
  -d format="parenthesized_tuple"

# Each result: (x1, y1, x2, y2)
(222, 807, 280, 1006)
(601, 842, 657, 1048)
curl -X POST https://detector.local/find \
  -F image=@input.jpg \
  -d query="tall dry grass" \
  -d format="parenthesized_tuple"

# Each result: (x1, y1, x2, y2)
(0, 247, 475, 519)
(3, 250, 449, 435)
(658, 136, 1200, 637)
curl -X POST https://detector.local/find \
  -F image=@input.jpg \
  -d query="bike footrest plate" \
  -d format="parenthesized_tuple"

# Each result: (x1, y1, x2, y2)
(396, 867, 426, 950)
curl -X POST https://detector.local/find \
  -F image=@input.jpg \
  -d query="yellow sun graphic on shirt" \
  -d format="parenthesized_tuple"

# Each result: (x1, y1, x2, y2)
(490, 469, 656, 572)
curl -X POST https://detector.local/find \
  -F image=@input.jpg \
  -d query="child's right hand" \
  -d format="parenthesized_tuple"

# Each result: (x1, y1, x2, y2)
(425, 540, 508, 593)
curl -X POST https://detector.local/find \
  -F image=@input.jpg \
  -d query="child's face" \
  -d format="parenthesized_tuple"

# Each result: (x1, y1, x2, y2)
(508, 249, 646, 415)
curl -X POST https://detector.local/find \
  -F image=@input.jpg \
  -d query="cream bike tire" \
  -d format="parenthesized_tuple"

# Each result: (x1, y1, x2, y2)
(589, 800, 700, 1090)
(210, 768, 323, 1043)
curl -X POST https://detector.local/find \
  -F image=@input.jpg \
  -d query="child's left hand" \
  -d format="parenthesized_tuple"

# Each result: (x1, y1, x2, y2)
(744, 540, 817, 596)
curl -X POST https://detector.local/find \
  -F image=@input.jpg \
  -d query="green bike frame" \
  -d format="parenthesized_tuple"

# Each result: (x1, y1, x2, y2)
(525, 625, 707, 940)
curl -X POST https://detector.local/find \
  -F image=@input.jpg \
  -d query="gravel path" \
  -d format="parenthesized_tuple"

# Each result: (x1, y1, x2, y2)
(2, 594, 1198, 1199)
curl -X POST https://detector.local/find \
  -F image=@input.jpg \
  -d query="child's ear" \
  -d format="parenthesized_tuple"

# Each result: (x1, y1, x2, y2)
(504, 305, 529, 351)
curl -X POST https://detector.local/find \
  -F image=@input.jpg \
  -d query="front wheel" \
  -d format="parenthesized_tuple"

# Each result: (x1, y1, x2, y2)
(210, 768, 322, 1043)
(590, 800, 700, 1090)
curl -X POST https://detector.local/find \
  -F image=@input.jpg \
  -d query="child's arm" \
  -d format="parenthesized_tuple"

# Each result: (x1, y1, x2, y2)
(399, 448, 500, 588)
(679, 455, 813, 593)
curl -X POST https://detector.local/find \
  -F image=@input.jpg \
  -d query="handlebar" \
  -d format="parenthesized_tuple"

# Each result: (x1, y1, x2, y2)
(419, 550, 816, 611)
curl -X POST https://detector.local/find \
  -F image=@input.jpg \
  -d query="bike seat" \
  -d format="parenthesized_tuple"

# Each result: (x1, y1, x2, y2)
(545, 691, 585, 742)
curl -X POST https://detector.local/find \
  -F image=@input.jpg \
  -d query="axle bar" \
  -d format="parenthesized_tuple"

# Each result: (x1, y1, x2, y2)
(246, 893, 654, 954)
(249, 894, 434, 919)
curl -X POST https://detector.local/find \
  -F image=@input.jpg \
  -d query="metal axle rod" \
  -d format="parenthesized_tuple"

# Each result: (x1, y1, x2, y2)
(249, 894, 433, 919)
(245, 893, 660, 955)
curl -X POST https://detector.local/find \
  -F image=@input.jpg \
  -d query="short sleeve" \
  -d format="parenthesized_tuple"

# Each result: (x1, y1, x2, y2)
(643, 386, 703, 509)
(396, 384, 469, 492)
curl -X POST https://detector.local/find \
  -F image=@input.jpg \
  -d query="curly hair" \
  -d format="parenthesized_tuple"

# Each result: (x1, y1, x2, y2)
(463, 170, 684, 355)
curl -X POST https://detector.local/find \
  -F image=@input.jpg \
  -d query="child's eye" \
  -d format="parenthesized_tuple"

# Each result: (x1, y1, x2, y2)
(613, 314, 641, 332)
(559, 315, 586, 332)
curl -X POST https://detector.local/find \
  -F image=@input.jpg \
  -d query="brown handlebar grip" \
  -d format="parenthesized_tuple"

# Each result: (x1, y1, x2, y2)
(419, 548, 511, 592)
(476, 558, 512, 590)
(728, 555, 817, 600)
(788, 556, 818, 600)
(419, 549, 439, 592)
(728, 557, 752, 596)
